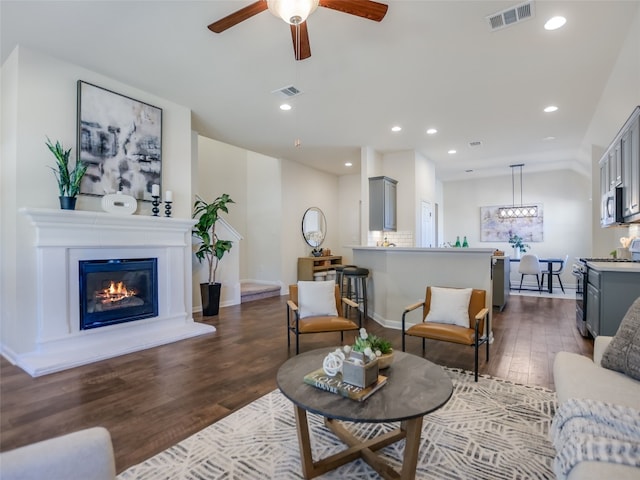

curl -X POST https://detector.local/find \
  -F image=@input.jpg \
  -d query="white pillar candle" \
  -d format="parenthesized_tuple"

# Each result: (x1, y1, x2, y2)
(151, 184, 160, 197)
(165, 190, 173, 202)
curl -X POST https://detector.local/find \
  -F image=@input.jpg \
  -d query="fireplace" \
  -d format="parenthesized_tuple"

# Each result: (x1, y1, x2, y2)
(79, 258, 159, 330)
(15, 208, 216, 377)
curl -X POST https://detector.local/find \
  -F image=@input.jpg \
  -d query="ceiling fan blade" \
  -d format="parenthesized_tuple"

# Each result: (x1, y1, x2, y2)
(207, 1, 268, 33)
(290, 22, 311, 61)
(319, 0, 388, 22)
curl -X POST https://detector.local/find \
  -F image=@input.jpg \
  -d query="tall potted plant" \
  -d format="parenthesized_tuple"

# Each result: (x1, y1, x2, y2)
(192, 193, 235, 316)
(46, 137, 87, 210)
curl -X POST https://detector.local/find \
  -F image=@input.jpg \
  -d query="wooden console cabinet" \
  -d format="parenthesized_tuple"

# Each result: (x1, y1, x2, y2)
(297, 256, 342, 281)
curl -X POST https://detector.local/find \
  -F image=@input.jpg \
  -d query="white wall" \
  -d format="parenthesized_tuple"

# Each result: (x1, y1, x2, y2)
(280, 158, 340, 288)
(415, 152, 437, 247)
(1, 46, 193, 355)
(196, 136, 341, 296)
(338, 173, 361, 265)
(442, 169, 591, 287)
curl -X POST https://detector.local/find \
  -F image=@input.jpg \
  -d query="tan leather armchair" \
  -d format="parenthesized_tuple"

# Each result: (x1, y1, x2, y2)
(287, 284, 361, 354)
(401, 286, 490, 381)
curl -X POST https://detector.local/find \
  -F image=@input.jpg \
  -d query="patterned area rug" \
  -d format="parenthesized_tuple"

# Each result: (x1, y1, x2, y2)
(118, 369, 557, 479)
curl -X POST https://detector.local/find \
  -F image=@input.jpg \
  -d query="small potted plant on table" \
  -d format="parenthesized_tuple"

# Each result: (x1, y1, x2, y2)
(351, 327, 394, 369)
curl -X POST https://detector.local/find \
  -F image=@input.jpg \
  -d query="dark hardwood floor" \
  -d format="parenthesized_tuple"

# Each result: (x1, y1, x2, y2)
(0, 294, 592, 473)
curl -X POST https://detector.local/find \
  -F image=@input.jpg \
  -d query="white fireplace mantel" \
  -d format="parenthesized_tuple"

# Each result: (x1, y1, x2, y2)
(11, 208, 215, 377)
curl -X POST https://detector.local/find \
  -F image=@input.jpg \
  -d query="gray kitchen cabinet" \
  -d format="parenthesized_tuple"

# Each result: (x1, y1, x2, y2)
(586, 282, 600, 337)
(586, 265, 640, 337)
(609, 142, 622, 189)
(622, 108, 640, 221)
(599, 106, 640, 225)
(492, 257, 510, 311)
(369, 176, 397, 231)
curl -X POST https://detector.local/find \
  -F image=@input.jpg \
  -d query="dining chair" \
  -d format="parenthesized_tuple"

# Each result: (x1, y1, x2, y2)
(541, 254, 569, 293)
(518, 254, 542, 292)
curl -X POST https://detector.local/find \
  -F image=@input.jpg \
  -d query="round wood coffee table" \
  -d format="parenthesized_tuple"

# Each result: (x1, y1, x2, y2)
(276, 348, 453, 480)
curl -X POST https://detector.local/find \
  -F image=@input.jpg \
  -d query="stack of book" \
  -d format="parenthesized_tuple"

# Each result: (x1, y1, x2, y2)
(303, 368, 387, 402)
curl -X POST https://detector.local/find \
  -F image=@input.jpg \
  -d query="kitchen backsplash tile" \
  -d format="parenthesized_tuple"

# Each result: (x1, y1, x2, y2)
(368, 231, 414, 247)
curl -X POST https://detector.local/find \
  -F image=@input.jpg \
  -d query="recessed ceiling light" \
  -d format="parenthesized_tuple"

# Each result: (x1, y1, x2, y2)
(448, 149, 457, 155)
(280, 103, 292, 111)
(345, 162, 353, 167)
(544, 16, 566, 30)
(543, 136, 556, 141)
(391, 126, 402, 132)
(426, 128, 438, 135)
(544, 105, 558, 113)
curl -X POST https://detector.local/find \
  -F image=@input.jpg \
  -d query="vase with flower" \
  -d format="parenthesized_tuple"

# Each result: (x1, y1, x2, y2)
(508, 230, 530, 259)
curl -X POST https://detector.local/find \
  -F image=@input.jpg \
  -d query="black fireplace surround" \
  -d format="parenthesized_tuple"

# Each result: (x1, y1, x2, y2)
(79, 258, 158, 330)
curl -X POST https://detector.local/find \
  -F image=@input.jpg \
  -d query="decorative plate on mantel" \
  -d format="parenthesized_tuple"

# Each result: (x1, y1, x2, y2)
(101, 192, 137, 215)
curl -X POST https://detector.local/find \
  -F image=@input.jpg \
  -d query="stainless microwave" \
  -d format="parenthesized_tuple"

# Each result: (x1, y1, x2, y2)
(601, 186, 623, 227)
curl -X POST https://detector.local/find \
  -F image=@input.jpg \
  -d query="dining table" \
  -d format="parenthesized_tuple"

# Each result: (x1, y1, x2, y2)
(509, 257, 566, 293)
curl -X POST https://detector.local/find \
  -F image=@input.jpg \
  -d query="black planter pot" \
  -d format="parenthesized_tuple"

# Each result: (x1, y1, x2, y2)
(59, 196, 77, 210)
(200, 282, 222, 316)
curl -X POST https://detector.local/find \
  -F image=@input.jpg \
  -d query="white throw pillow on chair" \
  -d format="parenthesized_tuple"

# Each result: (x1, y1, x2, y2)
(426, 287, 472, 327)
(298, 280, 338, 319)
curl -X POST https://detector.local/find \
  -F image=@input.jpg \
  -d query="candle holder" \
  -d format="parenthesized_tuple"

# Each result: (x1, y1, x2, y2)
(151, 196, 160, 216)
(164, 201, 172, 218)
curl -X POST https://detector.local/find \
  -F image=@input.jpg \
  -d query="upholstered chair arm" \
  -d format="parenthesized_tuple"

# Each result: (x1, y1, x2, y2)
(403, 301, 425, 314)
(474, 307, 490, 339)
(474, 307, 489, 321)
(342, 297, 359, 309)
(401, 301, 425, 342)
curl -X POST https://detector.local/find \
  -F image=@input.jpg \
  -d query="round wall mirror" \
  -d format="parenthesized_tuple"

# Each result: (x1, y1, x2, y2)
(302, 207, 326, 248)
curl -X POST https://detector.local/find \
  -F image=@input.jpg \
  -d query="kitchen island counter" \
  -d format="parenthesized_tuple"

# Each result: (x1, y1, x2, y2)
(350, 246, 494, 332)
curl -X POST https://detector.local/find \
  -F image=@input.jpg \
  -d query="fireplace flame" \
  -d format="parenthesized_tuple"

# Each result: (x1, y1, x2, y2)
(97, 281, 137, 304)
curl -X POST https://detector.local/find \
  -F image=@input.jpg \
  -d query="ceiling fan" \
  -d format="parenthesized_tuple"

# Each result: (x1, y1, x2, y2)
(207, 0, 388, 61)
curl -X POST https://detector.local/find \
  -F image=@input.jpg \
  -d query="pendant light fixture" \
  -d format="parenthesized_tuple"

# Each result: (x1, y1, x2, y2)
(498, 164, 538, 218)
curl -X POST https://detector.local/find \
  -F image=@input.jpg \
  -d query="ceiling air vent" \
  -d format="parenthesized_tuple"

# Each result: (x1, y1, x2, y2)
(486, 1, 535, 31)
(271, 85, 303, 99)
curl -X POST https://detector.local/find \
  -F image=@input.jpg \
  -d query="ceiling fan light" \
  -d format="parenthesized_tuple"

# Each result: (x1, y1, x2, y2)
(267, 0, 319, 25)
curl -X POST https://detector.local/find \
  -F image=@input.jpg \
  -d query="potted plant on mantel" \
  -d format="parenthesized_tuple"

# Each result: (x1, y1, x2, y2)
(192, 193, 235, 316)
(46, 137, 87, 210)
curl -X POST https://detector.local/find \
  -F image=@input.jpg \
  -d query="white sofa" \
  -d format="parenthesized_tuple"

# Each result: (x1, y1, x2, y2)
(553, 336, 640, 480)
(0, 427, 115, 480)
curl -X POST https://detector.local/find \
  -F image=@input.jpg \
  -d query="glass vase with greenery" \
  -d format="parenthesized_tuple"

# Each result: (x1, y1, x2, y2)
(508, 230, 530, 253)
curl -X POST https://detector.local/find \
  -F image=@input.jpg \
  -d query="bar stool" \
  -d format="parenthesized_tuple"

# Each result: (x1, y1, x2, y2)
(334, 264, 356, 296)
(342, 266, 369, 321)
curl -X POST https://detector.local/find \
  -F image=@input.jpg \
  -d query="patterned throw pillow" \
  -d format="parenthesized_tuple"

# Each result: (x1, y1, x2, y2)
(601, 296, 640, 381)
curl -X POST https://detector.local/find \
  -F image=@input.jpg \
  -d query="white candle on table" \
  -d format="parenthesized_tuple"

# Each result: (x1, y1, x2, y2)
(152, 184, 160, 197)
(165, 190, 173, 202)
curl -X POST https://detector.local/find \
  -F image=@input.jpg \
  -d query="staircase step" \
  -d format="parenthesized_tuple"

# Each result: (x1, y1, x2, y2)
(241, 283, 281, 303)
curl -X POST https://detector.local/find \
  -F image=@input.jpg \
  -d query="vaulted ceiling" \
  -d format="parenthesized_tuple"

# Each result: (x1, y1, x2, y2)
(2, 1, 638, 180)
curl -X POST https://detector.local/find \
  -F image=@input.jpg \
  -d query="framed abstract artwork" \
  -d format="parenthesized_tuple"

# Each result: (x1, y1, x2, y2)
(76, 80, 162, 201)
(480, 205, 544, 242)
